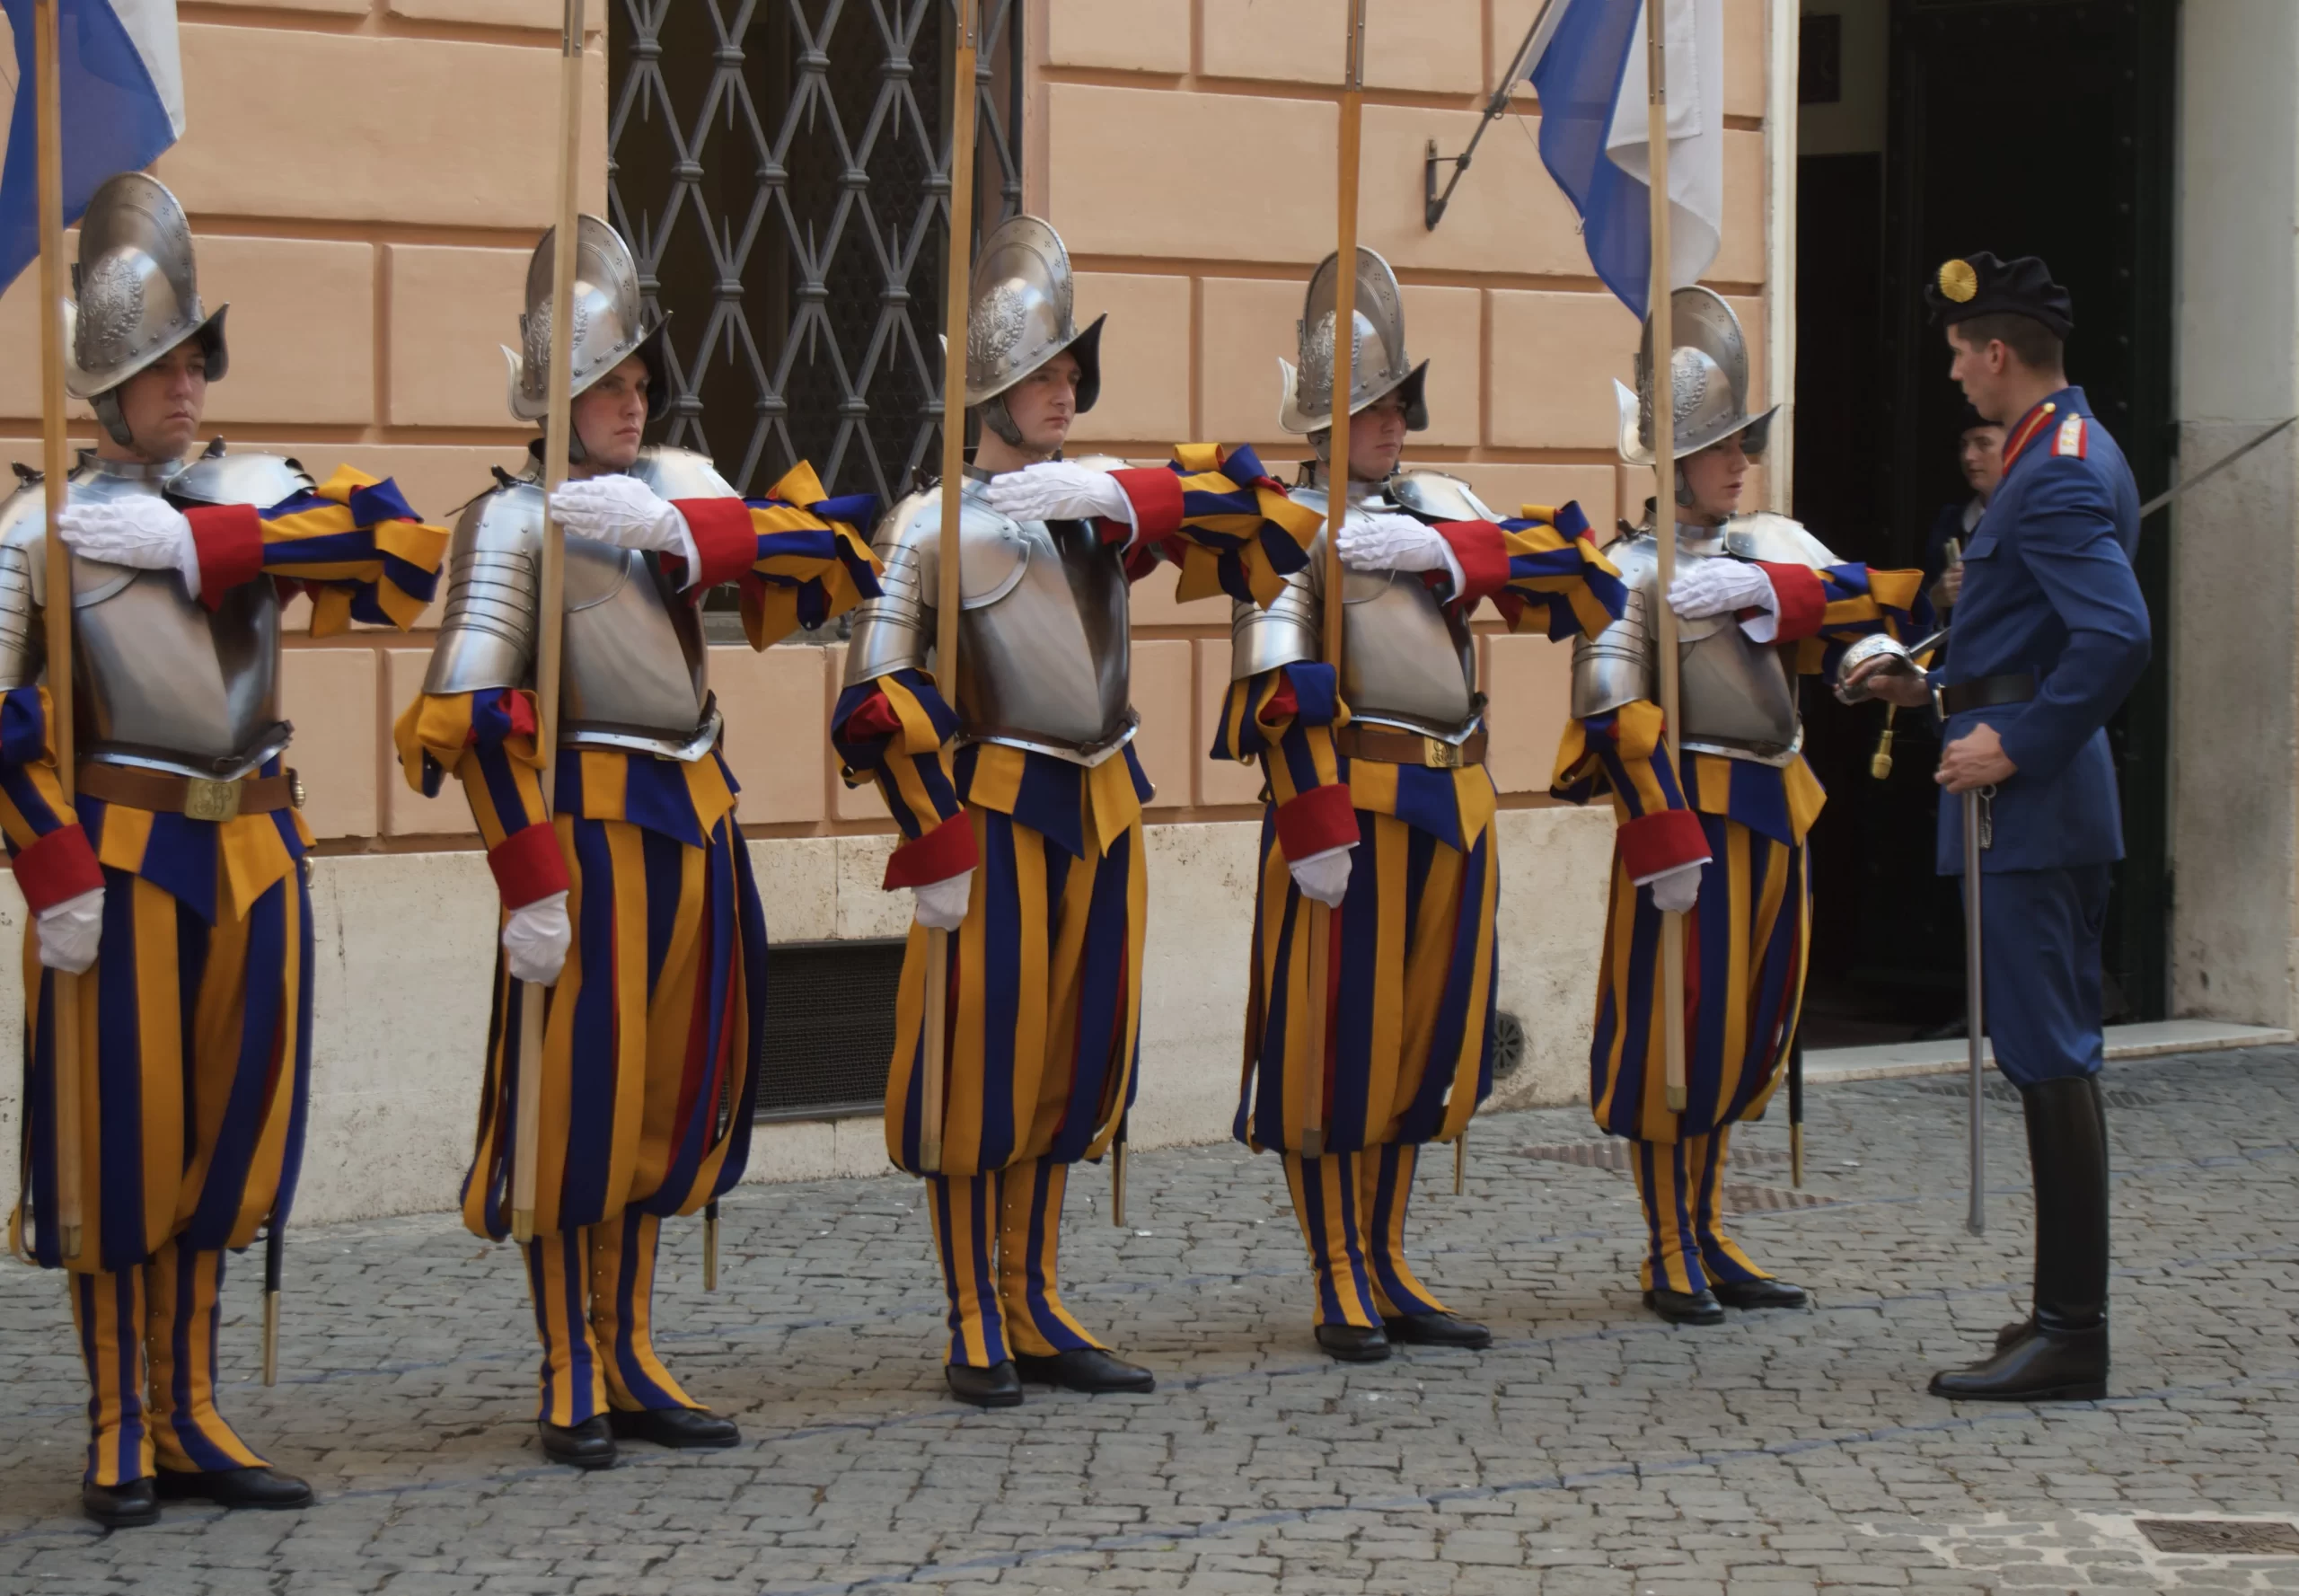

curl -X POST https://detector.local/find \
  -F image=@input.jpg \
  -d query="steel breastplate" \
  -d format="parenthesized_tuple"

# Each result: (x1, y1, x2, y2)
(558, 536, 716, 759)
(1281, 483, 1479, 742)
(1674, 598, 1802, 766)
(1338, 566, 1478, 740)
(955, 504, 1133, 765)
(65, 468, 288, 780)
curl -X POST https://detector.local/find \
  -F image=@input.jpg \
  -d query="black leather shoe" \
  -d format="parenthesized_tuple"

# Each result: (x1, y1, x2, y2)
(538, 1415, 617, 1469)
(1930, 1325, 2108, 1402)
(1713, 1277, 1810, 1311)
(1383, 1312, 1493, 1349)
(1014, 1347, 1156, 1393)
(1314, 1323, 1392, 1362)
(154, 1466, 314, 1510)
(946, 1360, 1025, 1408)
(82, 1477, 158, 1529)
(608, 1406, 741, 1449)
(1995, 1317, 2035, 1350)
(1643, 1287, 1725, 1326)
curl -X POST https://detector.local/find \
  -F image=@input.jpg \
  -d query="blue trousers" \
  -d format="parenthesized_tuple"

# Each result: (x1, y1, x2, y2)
(1966, 864, 2111, 1087)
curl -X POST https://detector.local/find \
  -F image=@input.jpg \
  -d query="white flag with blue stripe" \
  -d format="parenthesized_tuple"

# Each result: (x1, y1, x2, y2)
(1527, 0, 1723, 317)
(0, 0, 183, 294)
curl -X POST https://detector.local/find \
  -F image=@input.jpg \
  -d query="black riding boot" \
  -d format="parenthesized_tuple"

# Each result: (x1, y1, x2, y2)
(1931, 1075, 2109, 1401)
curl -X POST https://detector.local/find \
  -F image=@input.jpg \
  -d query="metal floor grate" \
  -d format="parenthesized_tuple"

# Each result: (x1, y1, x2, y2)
(756, 939, 907, 1121)
(1911, 1080, 2158, 1109)
(2135, 1520, 2299, 1555)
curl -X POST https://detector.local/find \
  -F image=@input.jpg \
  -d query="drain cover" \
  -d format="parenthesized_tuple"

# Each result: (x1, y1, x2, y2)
(2135, 1519, 2299, 1555)
(1721, 1183, 1836, 1213)
(1519, 1141, 1634, 1171)
(1911, 1080, 2157, 1109)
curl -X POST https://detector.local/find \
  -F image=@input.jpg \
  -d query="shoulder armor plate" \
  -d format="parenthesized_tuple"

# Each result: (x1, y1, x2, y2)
(628, 446, 737, 502)
(424, 481, 544, 696)
(1387, 469, 1498, 525)
(1722, 511, 1839, 569)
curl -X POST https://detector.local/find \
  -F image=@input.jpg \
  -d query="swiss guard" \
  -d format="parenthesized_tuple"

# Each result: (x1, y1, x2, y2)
(832, 215, 1318, 1407)
(1, 173, 448, 1526)
(1851, 253, 2147, 1402)
(1213, 247, 1622, 1362)
(395, 216, 879, 1468)
(1557, 288, 1925, 1327)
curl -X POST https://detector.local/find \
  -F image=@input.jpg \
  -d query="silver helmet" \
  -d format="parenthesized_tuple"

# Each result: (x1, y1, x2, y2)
(1277, 246, 1427, 436)
(964, 214, 1103, 417)
(66, 173, 230, 445)
(1615, 286, 1776, 465)
(502, 215, 670, 426)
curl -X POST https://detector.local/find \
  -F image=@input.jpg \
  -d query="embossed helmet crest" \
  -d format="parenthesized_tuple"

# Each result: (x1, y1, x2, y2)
(1277, 246, 1427, 436)
(1615, 286, 1778, 465)
(964, 215, 1102, 413)
(502, 215, 670, 425)
(65, 172, 229, 402)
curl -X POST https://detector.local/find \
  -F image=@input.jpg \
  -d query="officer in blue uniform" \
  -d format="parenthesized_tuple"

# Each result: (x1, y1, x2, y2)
(1852, 252, 2150, 1402)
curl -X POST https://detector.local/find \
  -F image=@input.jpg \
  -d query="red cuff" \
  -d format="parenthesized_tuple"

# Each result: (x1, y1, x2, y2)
(671, 498, 758, 592)
(837, 690, 903, 743)
(488, 822, 570, 910)
(883, 811, 979, 889)
(1617, 809, 1711, 881)
(1274, 781, 1359, 861)
(1433, 520, 1511, 604)
(184, 504, 264, 610)
(1755, 561, 1827, 641)
(13, 824, 102, 914)
(1109, 467, 1184, 542)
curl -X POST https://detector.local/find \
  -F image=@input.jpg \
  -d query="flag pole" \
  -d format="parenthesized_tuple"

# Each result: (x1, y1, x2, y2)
(1643, 0, 1688, 1115)
(512, 0, 586, 1248)
(30, 0, 85, 1271)
(922, 0, 982, 1182)
(1302, 0, 1369, 1165)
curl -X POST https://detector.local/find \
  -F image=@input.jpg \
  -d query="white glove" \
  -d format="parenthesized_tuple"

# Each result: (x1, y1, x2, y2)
(983, 462, 1133, 530)
(912, 871, 973, 931)
(34, 886, 102, 974)
(1336, 510, 1464, 589)
(1645, 862, 1704, 914)
(503, 891, 571, 986)
(547, 477, 701, 580)
(1288, 844, 1354, 908)
(1669, 559, 1781, 640)
(57, 497, 201, 599)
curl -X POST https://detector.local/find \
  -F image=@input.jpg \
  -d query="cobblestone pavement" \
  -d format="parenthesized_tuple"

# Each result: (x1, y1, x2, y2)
(6, 1047, 2299, 1594)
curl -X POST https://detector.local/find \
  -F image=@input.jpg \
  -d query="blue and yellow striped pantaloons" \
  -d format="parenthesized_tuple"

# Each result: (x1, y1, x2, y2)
(1590, 812, 1809, 1287)
(886, 807, 1145, 1365)
(70, 1239, 274, 1486)
(466, 806, 766, 1420)
(22, 818, 313, 1484)
(925, 1157, 1109, 1367)
(1238, 806, 1495, 1324)
(1629, 1127, 1771, 1294)
(1282, 1143, 1450, 1327)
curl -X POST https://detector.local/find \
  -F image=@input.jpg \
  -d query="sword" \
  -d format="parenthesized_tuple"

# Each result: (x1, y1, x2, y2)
(1961, 785, 1989, 1235)
(2139, 414, 2296, 519)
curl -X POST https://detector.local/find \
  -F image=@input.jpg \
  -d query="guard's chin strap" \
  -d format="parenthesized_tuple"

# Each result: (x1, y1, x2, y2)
(91, 390, 136, 449)
(979, 394, 1024, 447)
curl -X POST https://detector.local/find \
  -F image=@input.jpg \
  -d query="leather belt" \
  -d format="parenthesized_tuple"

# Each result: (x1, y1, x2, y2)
(78, 763, 303, 823)
(1935, 672, 2037, 718)
(1335, 724, 1487, 769)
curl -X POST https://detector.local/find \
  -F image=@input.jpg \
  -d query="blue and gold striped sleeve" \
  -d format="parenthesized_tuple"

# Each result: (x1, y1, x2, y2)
(1108, 444, 1324, 608)
(831, 667, 977, 886)
(1211, 661, 1358, 861)
(1492, 501, 1628, 639)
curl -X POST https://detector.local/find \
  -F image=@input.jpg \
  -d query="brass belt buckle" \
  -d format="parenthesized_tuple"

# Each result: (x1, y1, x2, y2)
(1423, 736, 1461, 770)
(183, 777, 241, 823)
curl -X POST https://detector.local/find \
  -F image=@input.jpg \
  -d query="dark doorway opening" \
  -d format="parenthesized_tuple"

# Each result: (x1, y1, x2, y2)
(1792, 0, 2175, 1049)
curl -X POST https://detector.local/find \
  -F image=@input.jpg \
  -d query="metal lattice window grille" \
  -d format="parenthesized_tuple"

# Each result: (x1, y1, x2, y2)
(607, 0, 1024, 516)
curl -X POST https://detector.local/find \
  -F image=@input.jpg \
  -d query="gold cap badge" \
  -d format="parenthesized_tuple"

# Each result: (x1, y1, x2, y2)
(1937, 259, 1978, 304)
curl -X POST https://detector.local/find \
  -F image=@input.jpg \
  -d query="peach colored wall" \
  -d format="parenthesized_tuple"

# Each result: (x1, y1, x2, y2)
(0, 0, 1775, 851)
